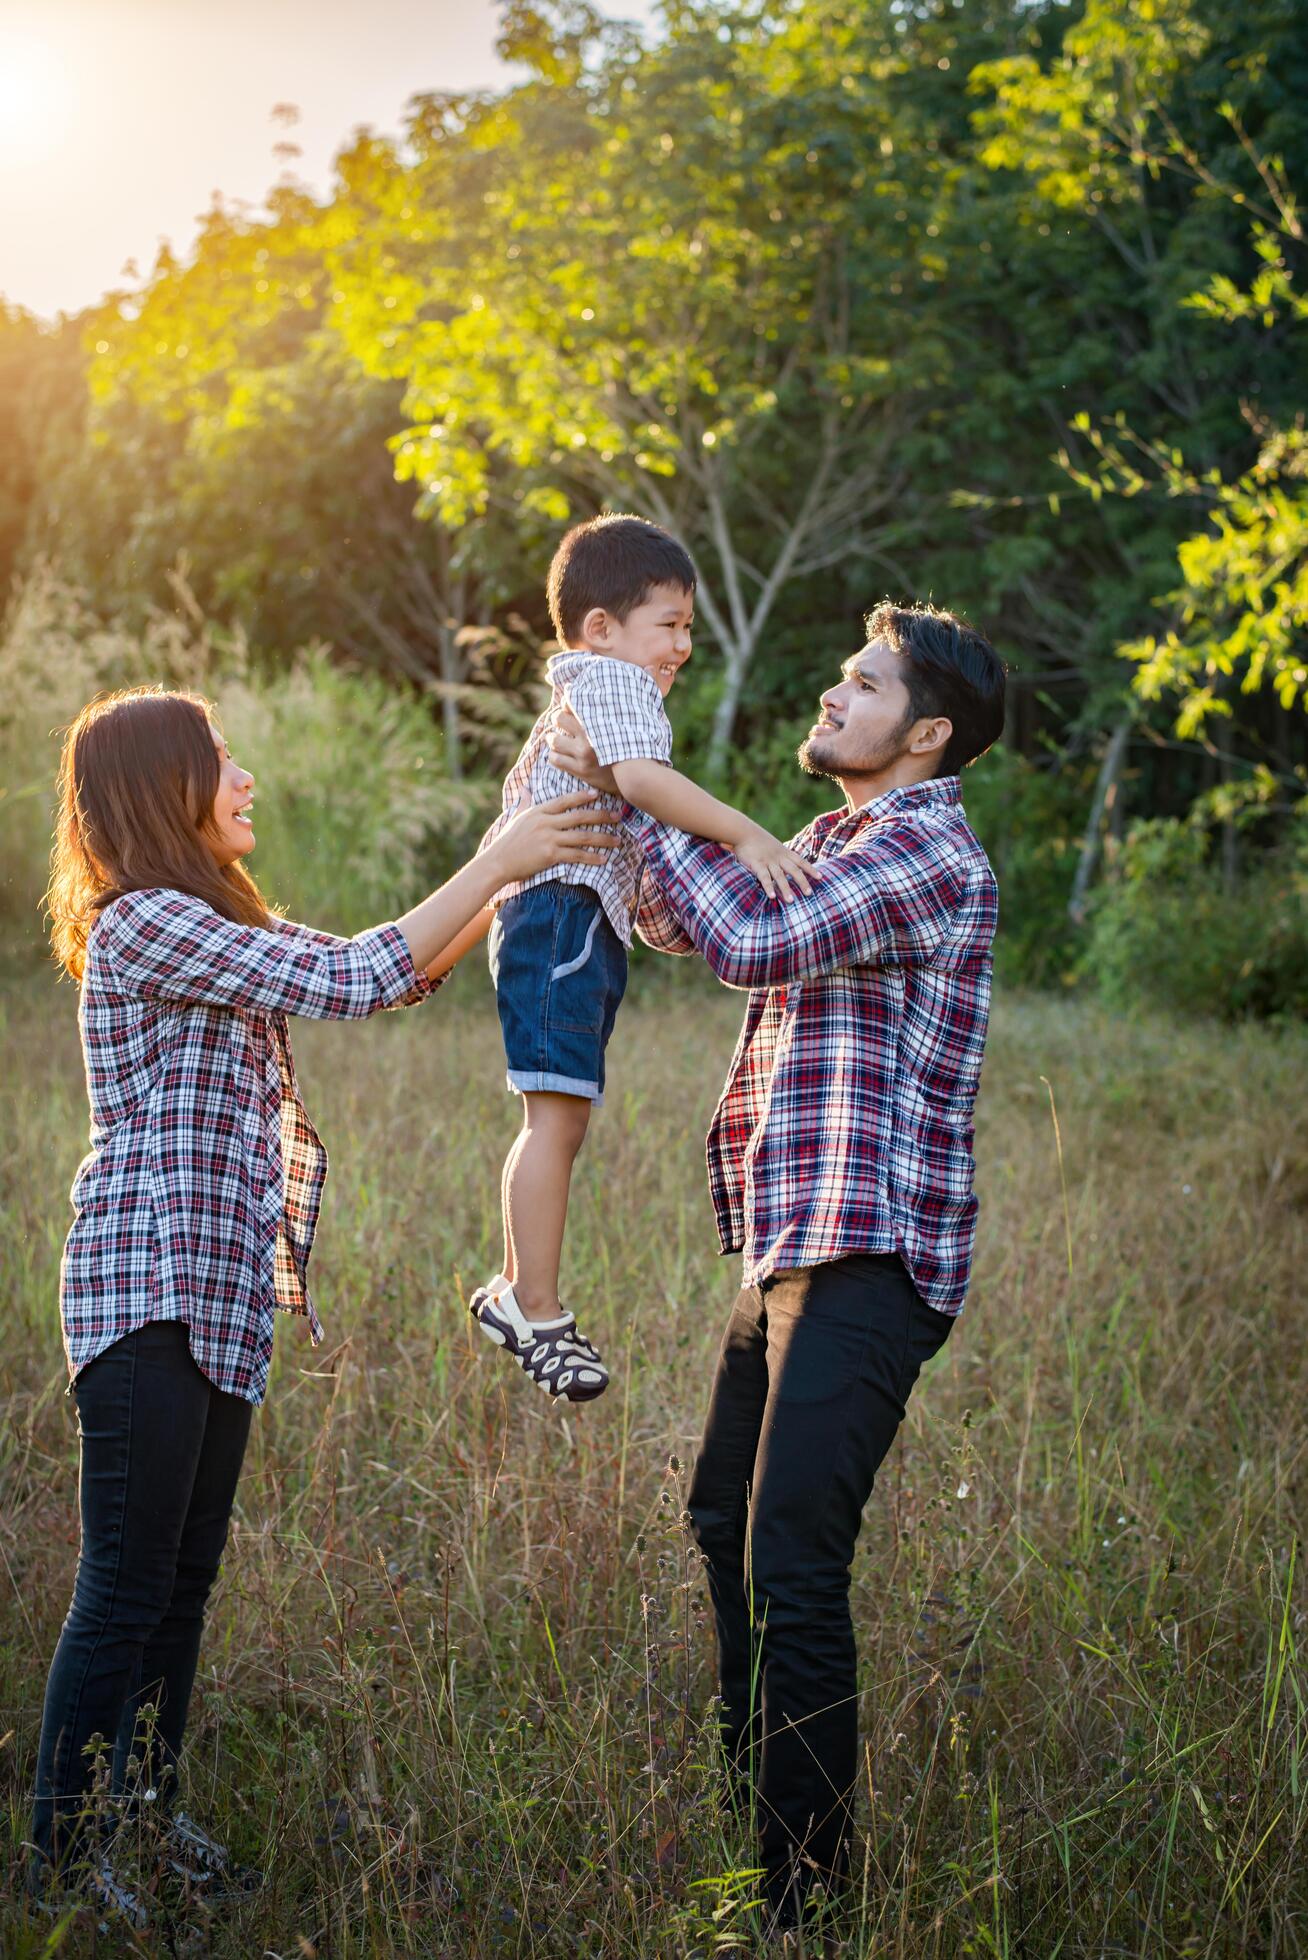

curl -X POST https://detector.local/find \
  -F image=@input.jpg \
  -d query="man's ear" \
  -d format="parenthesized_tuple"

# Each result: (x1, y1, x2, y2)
(580, 605, 611, 647)
(911, 716, 952, 761)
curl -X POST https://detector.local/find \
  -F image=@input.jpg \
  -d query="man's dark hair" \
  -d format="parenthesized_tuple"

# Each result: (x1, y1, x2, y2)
(547, 514, 696, 646)
(865, 601, 1006, 776)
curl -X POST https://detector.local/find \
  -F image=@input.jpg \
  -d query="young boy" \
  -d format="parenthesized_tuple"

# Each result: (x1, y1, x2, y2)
(470, 513, 813, 1401)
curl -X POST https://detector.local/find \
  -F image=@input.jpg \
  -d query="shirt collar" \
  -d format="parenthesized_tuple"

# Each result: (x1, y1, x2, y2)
(546, 648, 596, 675)
(857, 775, 961, 819)
(809, 775, 960, 845)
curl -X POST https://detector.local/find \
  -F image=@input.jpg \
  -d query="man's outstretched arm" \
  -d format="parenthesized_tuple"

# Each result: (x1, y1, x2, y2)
(634, 866, 698, 957)
(629, 814, 964, 989)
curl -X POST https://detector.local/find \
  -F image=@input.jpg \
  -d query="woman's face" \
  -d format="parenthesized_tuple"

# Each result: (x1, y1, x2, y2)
(207, 723, 256, 866)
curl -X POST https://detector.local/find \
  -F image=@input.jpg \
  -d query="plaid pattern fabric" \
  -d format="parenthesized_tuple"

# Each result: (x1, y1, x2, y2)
(631, 778, 997, 1314)
(481, 650, 674, 946)
(61, 888, 434, 1404)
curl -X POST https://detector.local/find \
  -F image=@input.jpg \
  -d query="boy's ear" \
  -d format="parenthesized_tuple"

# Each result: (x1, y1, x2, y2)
(580, 605, 612, 647)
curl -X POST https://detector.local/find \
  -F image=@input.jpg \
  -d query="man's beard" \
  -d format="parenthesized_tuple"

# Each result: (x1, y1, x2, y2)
(797, 715, 914, 783)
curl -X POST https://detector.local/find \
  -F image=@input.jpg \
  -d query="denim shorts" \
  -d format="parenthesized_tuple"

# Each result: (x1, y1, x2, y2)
(488, 882, 628, 1105)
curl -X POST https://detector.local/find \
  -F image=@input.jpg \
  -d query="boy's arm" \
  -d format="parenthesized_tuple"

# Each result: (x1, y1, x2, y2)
(610, 760, 753, 848)
(610, 758, 816, 902)
(561, 667, 815, 901)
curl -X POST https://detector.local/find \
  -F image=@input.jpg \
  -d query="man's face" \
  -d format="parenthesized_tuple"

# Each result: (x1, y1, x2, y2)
(586, 582, 694, 697)
(799, 639, 919, 781)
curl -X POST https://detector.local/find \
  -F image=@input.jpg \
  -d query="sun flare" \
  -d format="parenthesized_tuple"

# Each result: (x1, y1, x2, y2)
(0, 28, 65, 159)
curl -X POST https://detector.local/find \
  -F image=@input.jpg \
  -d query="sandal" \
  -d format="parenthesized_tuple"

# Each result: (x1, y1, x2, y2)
(164, 1811, 265, 1897)
(470, 1280, 609, 1402)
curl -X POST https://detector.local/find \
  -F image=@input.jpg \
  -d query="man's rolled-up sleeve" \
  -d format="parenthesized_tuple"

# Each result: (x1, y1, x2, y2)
(632, 861, 697, 957)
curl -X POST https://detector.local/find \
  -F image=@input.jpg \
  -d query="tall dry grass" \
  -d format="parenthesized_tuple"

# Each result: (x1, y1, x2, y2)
(1, 967, 1305, 1956)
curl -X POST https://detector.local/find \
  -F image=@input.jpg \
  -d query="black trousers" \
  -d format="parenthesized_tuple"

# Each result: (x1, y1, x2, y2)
(687, 1253, 953, 1921)
(32, 1320, 252, 1867)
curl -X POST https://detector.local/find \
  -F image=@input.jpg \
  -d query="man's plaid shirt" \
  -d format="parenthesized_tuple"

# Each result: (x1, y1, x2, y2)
(61, 888, 434, 1404)
(632, 777, 997, 1314)
(481, 650, 674, 945)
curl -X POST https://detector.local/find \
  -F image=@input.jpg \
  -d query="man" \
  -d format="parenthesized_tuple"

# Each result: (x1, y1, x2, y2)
(550, 601, 1004, 1934)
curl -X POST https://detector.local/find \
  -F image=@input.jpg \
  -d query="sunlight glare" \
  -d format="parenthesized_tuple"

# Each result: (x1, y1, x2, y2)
(0, 28, 66, 160)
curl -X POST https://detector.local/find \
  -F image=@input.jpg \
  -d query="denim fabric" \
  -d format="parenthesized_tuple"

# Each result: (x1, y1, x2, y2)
(32, 1320, 251, 1867)
(687, 1254, 953, 1922)
(488, 882, 628, 1103)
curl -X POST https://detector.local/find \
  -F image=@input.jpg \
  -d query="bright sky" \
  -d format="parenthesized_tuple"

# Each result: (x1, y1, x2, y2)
(0, 0, 652, 322)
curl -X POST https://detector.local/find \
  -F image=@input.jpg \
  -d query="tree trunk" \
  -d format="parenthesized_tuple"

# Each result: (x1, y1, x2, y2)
(706, 634, 755, 777)
(700, 459, 833, 775)
(435, 553, 466, 782)
(1068, 711, 1132, 923)
(1215, 719, 1239, 893)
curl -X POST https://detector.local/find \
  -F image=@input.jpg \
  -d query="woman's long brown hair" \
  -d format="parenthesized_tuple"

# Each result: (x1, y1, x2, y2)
(46, 686, 274, 980)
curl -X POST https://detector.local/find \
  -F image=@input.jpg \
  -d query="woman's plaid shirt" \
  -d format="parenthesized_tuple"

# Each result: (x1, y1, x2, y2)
(61, 888, 434, 1404)
(631, 778, 997, 1315)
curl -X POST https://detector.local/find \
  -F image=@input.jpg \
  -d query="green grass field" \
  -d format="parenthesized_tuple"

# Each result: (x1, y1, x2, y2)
(1, 967, 1305, 1957)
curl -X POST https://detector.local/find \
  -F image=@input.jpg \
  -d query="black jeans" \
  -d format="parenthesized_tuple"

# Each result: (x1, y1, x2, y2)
(687, 1253, 953, 1921)
(32, 1319, 252, 1868)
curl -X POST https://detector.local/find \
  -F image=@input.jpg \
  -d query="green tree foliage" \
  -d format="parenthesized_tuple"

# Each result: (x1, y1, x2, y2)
(54, 192, 518, 775)
(1066, 179, 1307, 737)
(332, 0, 976, 765)
(2, 0, 1306, 1012)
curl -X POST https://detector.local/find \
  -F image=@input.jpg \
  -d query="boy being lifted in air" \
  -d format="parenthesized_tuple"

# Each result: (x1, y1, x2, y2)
(469, 514, 814, 1400)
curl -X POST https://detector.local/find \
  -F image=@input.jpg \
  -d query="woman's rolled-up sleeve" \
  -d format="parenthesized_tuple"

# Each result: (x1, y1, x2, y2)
(100, 888, 438, 1020)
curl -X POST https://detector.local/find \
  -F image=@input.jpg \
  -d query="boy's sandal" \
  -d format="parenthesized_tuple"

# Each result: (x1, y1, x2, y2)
(470, 1281, 609, 1402)
(164, 1810, 265, 1897)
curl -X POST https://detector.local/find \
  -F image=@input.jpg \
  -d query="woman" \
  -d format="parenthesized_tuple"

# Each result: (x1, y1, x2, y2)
(31, 685, 617, 1918)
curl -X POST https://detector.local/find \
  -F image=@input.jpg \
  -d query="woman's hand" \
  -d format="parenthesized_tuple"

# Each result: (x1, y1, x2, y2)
(397, 793, 620, 975)
(547, 711, 621, 797)
(489, 790, 622, 885)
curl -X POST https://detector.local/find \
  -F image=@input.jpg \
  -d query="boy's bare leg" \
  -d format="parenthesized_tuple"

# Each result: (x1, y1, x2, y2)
(500, 1091, 592, 1320)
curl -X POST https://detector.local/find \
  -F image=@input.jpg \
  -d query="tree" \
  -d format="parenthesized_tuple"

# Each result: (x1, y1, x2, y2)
(0, 305, 86, 608)
(1093, 183, 1308, 736)
(965, 0, 1308, 897)
(333, 0, 965, 768)
(63, 189, 506, 775)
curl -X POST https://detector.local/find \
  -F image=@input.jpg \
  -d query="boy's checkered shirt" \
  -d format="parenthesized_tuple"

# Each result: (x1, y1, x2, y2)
(61, 888, 435, 1405)
(630, 777, 997, 1316)
(481, 650, 674, 944)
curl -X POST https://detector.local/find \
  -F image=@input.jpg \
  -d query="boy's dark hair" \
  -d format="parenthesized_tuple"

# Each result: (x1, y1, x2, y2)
(547, 514, 696, 646)
(865, 601, 1006, 776)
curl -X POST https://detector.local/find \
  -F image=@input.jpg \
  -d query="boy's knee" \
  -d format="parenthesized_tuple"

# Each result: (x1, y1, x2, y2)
(524, 1092, 592, 1147)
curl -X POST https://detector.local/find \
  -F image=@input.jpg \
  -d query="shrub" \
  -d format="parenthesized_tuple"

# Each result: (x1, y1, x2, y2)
(0, 564, 171, 957)
(939, 744, 1090, 989)
(217, 649, 487, 934)
(1085, 813, 1308, 1020)
(0, 566, 485, 957)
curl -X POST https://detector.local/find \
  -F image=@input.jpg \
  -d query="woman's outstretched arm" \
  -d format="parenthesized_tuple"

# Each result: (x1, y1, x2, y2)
(100, 793, 618, 1019)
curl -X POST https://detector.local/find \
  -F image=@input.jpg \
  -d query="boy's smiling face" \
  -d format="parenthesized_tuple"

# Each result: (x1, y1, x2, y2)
(577, 581, 694, 697)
